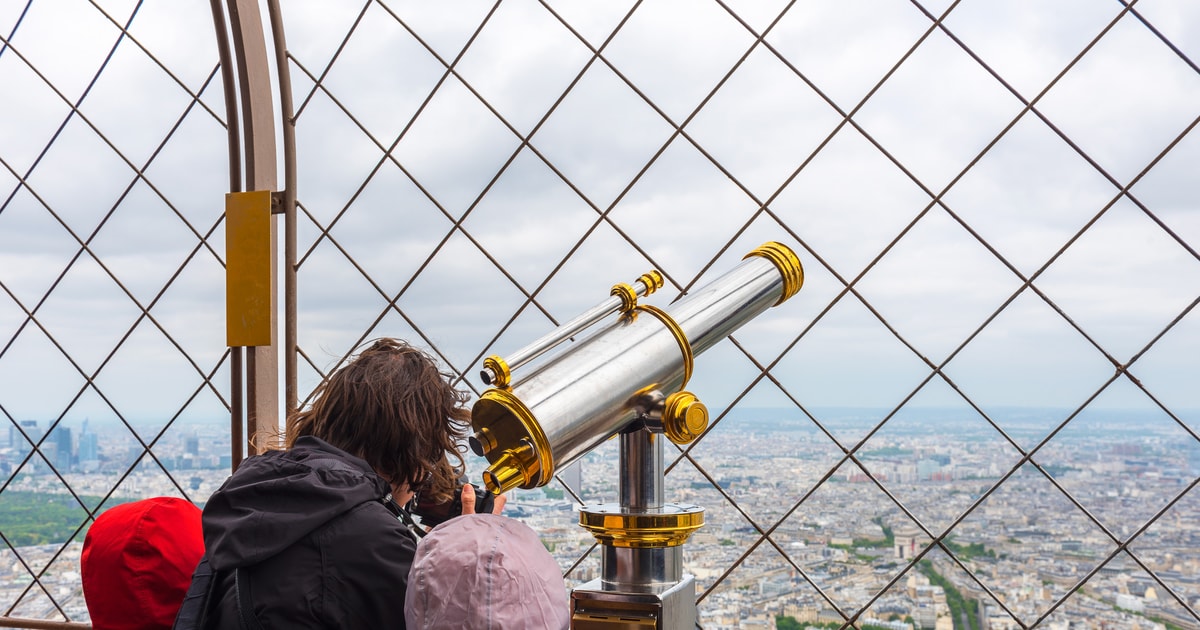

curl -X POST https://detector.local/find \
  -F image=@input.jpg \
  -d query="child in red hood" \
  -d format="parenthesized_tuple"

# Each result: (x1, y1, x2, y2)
(81, 497, 205, 630)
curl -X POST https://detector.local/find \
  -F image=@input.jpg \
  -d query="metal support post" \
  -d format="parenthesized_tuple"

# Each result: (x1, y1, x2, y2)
(573, 421, 700, 629)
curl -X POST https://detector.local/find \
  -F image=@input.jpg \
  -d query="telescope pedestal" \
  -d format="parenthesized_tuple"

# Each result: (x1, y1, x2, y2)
(571, 427, 701, 629)
(571, 575, 696, 630)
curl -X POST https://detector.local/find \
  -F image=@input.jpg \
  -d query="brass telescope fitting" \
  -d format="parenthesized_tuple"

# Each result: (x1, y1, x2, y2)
(661, 391, 708, 444)
(745, 241, 804, 305)
(634, 304, 694, 386)
(471, 388, 554, 493)
(481, 355, 511, 389)
(579, 503, 705, 548)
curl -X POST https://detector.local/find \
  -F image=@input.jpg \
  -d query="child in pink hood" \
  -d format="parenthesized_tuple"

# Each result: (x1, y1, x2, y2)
(405, 513, 570, 629)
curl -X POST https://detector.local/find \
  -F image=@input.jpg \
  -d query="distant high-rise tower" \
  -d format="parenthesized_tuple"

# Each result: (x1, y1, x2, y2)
(79, 421, 99, 466)
(16, 420, 39, 457)
(53, 426, 73, 472)
(185, 434, 200, 456)
(80, 432, 99, 464)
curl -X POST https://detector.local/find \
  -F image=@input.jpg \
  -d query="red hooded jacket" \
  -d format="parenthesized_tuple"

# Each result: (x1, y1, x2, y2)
(81, 497, 205, 630)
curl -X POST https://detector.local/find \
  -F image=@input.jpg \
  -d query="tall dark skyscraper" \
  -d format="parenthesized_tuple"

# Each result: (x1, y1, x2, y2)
(53, 426, 73, 472)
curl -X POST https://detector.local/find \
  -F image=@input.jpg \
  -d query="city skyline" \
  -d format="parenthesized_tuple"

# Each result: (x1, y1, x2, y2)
(3, 408, 1197, 628)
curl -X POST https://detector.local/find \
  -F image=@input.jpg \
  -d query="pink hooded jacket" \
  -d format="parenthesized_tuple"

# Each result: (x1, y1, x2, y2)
(404, 514, 570, 629)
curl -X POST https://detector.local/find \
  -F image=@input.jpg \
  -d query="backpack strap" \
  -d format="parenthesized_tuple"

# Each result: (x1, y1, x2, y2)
(235, 567, 266, 630)
(172, 554, 215, 630)
(172, 552, 264, 630)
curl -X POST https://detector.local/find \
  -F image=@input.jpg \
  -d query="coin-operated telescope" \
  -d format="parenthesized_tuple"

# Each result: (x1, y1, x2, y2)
(470, 242, 804, 630)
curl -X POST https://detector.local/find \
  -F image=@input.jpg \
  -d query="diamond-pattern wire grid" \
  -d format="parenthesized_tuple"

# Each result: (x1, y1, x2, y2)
(284, 1, 1199, 627)
(0, 1, 230, 623)
(0, 0, 1195, 628)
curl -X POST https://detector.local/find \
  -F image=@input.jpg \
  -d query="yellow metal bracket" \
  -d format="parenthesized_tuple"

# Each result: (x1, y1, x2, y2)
(226, 190, 273, 347)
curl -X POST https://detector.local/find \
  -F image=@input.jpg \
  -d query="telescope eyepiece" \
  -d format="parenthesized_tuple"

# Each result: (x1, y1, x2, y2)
(481, 356, 510, 388)
(469, 426, 499, 456)
(482, 448, 533, 494)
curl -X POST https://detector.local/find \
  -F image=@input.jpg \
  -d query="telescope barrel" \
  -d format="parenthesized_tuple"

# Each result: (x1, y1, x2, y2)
(471, 242, 803, 494)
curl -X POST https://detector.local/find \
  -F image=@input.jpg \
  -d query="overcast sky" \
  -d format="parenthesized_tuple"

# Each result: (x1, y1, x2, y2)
(1, 0, 1198, 451)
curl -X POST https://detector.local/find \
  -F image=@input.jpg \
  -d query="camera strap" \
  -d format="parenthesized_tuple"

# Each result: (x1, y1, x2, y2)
(382, 493, 426, 542)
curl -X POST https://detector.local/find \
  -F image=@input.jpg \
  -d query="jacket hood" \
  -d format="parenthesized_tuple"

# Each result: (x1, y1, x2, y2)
(82, 496, 204, 630)
(404, 514, 570, 629)
(202, 436, 390, 570)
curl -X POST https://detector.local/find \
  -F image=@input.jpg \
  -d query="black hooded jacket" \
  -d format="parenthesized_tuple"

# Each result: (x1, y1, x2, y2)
(200, 436, 418, 629)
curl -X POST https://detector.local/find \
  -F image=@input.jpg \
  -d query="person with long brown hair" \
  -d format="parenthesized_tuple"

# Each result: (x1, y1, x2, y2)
(179, 338, 504, 629)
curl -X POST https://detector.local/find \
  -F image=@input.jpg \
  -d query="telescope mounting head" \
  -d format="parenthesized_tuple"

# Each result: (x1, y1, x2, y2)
(469, 241, 804, 495)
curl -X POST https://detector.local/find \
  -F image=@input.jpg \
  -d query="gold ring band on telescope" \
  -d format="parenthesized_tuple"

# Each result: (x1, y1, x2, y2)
(633, 304, 694, 387)
(744, 241, 804, 305)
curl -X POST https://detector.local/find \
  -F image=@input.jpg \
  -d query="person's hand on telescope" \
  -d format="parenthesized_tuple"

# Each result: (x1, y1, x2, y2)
(460, 483, 506, 515)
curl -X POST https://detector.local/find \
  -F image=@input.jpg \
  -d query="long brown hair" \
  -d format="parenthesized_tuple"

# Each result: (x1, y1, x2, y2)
(287, 338, 469, 501)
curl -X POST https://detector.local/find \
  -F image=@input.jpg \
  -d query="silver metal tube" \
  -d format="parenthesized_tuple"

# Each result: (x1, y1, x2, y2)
(667, 256, 784, 356)
(482, 294, 624, 385)
(480, 274, 660, 385)
(619, 428, 663, 510)
(601, 545, 683, 588)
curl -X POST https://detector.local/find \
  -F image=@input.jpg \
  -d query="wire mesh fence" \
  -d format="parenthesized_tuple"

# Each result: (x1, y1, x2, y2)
(1, 0, 230, 623)
(1, 0, 1198, 627)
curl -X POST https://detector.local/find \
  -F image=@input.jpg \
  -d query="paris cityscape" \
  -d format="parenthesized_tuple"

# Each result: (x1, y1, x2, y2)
(2, 406, 1198, 629)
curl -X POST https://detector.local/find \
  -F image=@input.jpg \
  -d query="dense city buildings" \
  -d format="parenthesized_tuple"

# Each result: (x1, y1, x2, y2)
(1, 408, 1197, 628)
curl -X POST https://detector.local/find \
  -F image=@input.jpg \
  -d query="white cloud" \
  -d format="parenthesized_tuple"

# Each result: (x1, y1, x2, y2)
(1, 1, 1197, 424)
